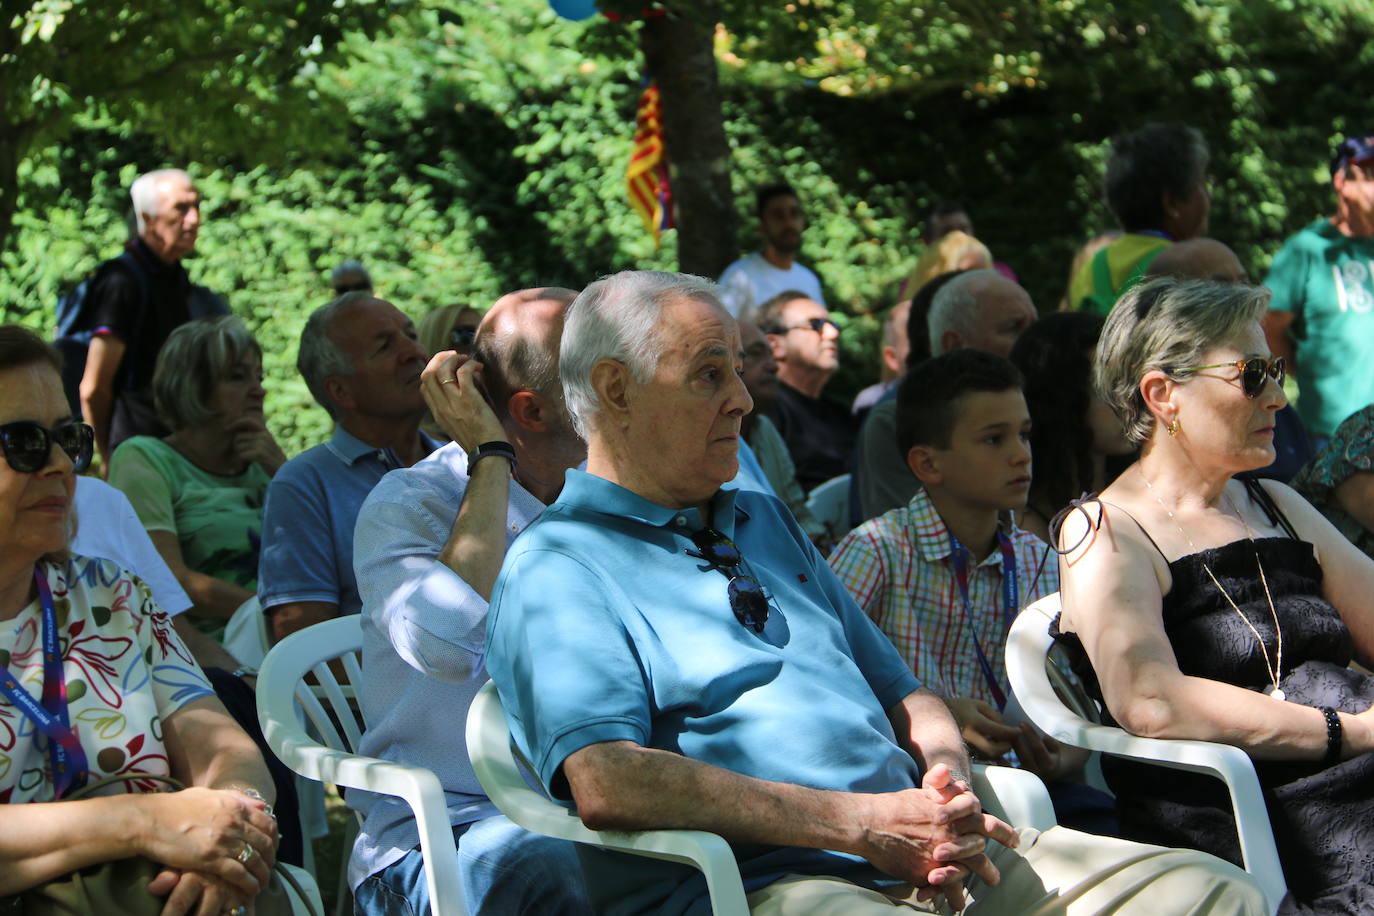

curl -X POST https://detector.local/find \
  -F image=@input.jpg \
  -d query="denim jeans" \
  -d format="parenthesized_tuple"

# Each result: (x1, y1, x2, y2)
(354, 815, 591, 915)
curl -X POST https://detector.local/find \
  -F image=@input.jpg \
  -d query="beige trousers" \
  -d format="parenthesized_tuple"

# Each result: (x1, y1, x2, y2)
(745, 827, 1269, 916)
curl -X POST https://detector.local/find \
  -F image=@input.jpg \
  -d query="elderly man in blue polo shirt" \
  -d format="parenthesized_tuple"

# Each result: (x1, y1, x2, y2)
(484, 271, 1267, 915)
(258, 292, 442, 643)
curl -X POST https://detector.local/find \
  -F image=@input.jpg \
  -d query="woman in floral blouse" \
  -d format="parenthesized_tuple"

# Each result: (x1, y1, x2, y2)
(0, 325, 278, 914)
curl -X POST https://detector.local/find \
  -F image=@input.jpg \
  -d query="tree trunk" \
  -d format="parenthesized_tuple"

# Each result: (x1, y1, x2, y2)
(640, 3, 737, 278)
(0, 135, 20, 311)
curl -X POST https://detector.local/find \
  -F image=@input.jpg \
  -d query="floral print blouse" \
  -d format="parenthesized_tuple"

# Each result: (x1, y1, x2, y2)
(0, 555, 213, 802)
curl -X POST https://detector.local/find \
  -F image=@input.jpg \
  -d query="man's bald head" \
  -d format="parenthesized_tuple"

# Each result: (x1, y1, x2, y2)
(475, 287, 578, 418)
(1145, 237, 1248, 284)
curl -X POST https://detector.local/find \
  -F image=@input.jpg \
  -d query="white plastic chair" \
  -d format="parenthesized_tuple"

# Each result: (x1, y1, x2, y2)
(1006, 592, 1287, 912)
(805, 472, 852, 539)
(466, 680, 1057, 914)
(257, 615, 466, 916)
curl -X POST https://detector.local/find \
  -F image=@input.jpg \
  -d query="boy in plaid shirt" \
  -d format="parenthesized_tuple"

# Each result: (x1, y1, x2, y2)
(829, 349, 1071, 780)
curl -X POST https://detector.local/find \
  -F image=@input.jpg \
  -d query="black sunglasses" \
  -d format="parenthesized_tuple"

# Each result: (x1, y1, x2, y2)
(1175, 356, 1285, 399)
(688, 528, 770, 633)
(776, 317, 841, 336)
(0, 420, 94, 474)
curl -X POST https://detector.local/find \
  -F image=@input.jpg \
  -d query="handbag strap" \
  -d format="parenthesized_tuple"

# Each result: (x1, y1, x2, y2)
(63, 772, 184, 800)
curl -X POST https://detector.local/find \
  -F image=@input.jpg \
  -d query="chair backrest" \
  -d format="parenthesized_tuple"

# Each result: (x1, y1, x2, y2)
(258, 616, 466, 916)
(1006, 593, 1287, 911)
(466, 680, 751, 916)
(805, 472, 852, 539)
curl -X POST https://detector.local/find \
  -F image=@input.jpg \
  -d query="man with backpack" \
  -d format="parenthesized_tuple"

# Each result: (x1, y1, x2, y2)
(59, 168, 226, 468)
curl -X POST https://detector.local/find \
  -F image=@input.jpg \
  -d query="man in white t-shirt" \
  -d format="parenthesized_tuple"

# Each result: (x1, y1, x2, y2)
(718, 183, 825, 318)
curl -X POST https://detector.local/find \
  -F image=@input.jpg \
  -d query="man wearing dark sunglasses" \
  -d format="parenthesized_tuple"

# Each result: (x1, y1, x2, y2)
(756, 289, 857, 492)
(482, 271, 1261, 915)
(1263, 134, 1374, 444)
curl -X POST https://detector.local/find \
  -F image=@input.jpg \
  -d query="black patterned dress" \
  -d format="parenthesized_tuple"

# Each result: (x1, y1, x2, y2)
(1054, 485, 1374, 914)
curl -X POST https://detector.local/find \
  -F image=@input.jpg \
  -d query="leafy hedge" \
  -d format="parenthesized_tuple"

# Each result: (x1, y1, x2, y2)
(3, 0, 1373, 455)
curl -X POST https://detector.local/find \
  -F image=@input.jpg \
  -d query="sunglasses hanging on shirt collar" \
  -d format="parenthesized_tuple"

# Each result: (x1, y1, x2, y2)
(687, 527, 771, 633)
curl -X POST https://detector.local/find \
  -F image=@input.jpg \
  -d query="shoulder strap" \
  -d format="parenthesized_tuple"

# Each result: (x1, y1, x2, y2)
(1098, 498, 1171, 563)
(1122, 246, 1165, 293)
(1090, 246, 1114, 296)
(1242, 477, 1300, 539)
(65, 771, 183, 799)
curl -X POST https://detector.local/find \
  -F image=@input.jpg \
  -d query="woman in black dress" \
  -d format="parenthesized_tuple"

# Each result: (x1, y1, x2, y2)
(1055, 277, 1374, 914)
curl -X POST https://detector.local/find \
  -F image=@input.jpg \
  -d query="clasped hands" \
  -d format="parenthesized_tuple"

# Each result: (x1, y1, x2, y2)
(421, 350, 507, 452)
(139, 786, 278, 916)
(859, 763, 1018, 911)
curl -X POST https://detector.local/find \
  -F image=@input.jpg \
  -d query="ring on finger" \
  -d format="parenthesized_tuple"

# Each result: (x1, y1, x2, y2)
(440, 377, 456, 385)
(235, 843, 254, 865)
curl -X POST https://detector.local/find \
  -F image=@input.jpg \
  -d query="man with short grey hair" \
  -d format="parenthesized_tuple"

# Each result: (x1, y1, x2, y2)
(485, 269, 1265, 916)
(926, 269, 1036, 360)
(856, 269, 1037, 521)
(258, 293, 438, 644)
(73, 168, 227, 467)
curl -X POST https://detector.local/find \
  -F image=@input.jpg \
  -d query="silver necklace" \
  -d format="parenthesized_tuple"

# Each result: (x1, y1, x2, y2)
(1139, 470, 1287, 702)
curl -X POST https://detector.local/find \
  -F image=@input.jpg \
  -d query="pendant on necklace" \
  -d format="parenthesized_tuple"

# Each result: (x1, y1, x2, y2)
(1270, 688, 1287, 702)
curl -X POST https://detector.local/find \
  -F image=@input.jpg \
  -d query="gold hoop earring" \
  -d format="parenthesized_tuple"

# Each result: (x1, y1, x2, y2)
(1167, 417, 1181, 437)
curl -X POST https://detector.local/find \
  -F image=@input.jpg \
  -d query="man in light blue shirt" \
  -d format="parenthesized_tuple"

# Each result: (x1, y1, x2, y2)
(485, 271, 1267, 916)
(350, 288, 591, 915)
(258, 293, 441, 643)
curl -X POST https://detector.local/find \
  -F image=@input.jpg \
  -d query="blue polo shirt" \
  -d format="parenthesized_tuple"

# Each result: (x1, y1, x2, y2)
(485, 470, 922, 915)
(258, 426, 440, 616)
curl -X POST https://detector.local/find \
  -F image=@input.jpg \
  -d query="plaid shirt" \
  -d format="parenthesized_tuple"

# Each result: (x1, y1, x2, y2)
(828, 487, 1058, 705)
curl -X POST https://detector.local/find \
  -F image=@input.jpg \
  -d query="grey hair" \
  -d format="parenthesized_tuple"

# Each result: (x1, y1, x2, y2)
(1095, 277, 1270, 444)
(130, 169, 192, 235)
(331, 259, 372, 293)
(153, 315, 262, 430)
(927, 268, 999, 355)
(560, 271, 724, 439)
(297, 291, 373, 418)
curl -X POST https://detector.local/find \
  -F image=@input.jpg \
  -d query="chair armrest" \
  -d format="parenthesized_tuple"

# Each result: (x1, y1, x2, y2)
(466, 682, 750, 916)
(971, 764, 1056, 832)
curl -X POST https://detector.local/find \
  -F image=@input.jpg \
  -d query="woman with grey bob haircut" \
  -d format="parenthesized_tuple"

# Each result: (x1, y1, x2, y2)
(560, 270, 723, 439)
(108, 315, 286, 642)
(1094, 277, 1269, 444)
(1054, 275, 1374, 910)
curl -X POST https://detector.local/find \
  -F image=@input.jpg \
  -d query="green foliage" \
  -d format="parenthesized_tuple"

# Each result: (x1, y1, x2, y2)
(5, 0, 1374, 453)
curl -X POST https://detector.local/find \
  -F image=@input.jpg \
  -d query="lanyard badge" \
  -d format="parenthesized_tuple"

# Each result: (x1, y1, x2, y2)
(948, 531, 1019, 710)
(0, 567, 89, 798)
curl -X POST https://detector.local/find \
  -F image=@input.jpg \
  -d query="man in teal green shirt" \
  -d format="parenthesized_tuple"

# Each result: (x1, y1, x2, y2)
(1264, 135, 1374, 440)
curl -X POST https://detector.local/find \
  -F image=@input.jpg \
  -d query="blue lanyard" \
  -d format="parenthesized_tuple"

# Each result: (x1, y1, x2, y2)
(0, 567, 88, 798)
(948, 530, 1019, 711)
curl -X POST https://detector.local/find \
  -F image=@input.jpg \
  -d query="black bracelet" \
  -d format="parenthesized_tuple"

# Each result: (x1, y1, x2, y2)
(469, 440, 517, 472)
(1320, 706, 1343, 766)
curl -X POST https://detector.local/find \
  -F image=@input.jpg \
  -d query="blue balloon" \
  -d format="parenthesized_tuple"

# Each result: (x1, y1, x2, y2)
(550, 0, 598, 20)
